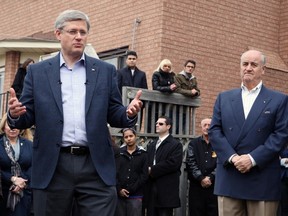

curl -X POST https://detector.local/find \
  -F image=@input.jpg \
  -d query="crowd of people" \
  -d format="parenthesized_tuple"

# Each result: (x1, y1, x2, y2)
(0, 9, 287, 216)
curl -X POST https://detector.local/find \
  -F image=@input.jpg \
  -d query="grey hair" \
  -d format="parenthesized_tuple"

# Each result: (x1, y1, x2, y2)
(54, 10, 90, 31)
(241, 50, 266, 65)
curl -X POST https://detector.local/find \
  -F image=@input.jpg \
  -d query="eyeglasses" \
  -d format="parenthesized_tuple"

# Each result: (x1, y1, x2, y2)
(61, 29, 88, 37)
(155, 122, 165, 126)
(186, 65, 195, 69)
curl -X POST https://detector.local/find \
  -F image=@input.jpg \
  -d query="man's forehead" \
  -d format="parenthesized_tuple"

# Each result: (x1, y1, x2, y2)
(201, 119, 211, 125)
(127, 55, 137, 59)
(241, 51, 262, 62)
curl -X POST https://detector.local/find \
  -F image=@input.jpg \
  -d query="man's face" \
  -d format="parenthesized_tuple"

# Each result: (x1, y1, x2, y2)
(126, 55, 137, 68)
(201, 118, 211, 136)
(240, 50, 265, 88)
(55, 20, 88, 58)
(184, 62, 195, 74)
(155, 118, 170, 134)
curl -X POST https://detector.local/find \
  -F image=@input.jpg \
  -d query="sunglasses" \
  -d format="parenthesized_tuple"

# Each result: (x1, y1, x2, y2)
(155, 122, 165, 126)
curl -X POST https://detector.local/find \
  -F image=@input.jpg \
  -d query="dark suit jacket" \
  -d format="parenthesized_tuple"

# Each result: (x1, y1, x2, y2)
(146, 135, 183, 208)
(0, 135, 32, 190)
(9, 53, 136, 189)
(0, 135, 32, 214)
(209, 85, 288, 200)
(117, 66, 148, 94)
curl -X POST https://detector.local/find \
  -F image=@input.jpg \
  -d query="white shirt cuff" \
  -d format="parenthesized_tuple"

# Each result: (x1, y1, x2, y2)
(248, 154, 256, 166)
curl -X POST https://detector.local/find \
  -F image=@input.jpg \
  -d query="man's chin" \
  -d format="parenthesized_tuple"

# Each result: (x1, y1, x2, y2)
(71, 49, 84, 57)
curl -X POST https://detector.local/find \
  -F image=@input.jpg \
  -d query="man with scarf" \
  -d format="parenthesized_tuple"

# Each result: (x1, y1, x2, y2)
(174, 60, 200, 97)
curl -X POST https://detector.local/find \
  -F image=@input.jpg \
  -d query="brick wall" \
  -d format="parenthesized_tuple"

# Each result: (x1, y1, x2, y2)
(280, 0, 288, 65)
(0, 0, 287, 134)
(5, 51, 20, 91)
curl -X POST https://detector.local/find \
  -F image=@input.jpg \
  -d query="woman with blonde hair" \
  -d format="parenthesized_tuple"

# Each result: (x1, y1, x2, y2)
(152, 59, 177, 93)
(0, 113, 33, 216)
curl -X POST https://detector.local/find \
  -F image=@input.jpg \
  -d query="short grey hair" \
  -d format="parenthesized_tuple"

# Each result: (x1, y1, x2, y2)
(241, 50, 266, 65)
(54, 10, 90, 31)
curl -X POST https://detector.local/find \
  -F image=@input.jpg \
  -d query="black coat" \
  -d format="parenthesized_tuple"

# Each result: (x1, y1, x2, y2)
(186, 136, 217, 186)
(116, 145, 148, 197)
(152, 70, 175, 93)
(117, 66, 148, 94)
(145, 134, 183, 208)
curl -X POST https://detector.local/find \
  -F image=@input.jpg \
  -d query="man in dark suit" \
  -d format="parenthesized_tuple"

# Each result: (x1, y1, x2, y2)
(146, 116, 183, 216)
(117, 50, 148, 95)
(209, 50, 288, 216)
(7, 10, 143, 216)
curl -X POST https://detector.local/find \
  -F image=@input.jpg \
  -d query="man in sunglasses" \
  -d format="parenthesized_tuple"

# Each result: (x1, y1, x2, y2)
(145, 116, 183, 216)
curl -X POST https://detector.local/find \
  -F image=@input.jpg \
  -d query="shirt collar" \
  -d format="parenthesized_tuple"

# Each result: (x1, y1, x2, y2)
(241, 81, 262, 92)
(59, 52, 86, 67)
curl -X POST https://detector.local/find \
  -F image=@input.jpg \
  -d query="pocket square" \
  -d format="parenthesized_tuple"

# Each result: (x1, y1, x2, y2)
(264, 110, 271, 114)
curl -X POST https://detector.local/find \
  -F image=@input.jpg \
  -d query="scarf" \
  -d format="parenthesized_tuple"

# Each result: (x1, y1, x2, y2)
(3, 136, 23, 211)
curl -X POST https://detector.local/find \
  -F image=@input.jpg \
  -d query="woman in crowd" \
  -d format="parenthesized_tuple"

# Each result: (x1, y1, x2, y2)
(0, 113, 33, 216)
(12, 58, 35, 99)
(152, 59, 177, 93)
(115, 128, 148, 216)
(150, 59, 176, 127)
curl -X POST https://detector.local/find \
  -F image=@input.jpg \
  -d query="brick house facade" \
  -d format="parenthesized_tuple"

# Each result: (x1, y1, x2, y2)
(0, 0, 287, 134)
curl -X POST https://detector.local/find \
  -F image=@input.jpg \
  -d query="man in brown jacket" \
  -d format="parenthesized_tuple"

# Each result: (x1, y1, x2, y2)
(174, 60, 200, 97)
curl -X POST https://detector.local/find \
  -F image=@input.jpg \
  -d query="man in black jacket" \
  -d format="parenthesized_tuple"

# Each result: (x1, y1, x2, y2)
(186, 118, 218, 216)
(117, 50, 148, 95)
(146, 116, 183, 216)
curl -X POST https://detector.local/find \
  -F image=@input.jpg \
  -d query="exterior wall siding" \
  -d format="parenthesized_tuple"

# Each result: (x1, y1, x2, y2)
(0, 0, 287, 134)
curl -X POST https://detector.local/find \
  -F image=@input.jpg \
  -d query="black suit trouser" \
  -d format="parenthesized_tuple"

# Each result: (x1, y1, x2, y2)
(33, 152, 117, 216)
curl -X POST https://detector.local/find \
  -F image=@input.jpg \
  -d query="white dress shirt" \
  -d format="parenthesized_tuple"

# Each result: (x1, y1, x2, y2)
(60, 53, 87, 146)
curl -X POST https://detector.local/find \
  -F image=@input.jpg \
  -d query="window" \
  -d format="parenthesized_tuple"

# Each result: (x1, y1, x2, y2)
(98, 46, 128, 69)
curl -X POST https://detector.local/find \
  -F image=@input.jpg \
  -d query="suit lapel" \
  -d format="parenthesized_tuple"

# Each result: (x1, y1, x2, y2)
(235, 86, 271, 146)
(45, 54, 63, 115)
(85, 55, 99, 114)
(231, 89, 245, 129)
(242, 86, 271, 131)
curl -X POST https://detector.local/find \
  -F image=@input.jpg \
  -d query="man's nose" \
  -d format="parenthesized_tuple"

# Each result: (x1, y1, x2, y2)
(246, 64, 253, 70)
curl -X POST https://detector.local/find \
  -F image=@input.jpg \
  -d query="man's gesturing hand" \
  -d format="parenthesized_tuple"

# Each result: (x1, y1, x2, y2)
(8, 88, 26, 118)
(126, 90, 143, 118)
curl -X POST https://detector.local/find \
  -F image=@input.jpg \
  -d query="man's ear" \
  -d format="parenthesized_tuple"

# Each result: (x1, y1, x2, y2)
(262, 65, 266, 75)
(55, 29, 61, 41)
